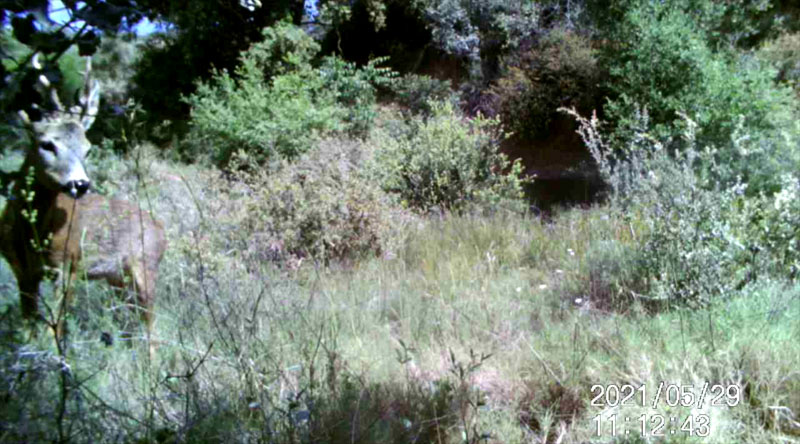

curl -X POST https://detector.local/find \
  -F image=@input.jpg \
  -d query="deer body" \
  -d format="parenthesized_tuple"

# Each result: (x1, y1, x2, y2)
(0, 56, 166, 343)
(1, 184, 166, 334)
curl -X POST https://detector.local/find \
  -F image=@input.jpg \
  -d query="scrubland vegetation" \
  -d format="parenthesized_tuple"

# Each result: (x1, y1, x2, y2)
(1, 0, 800, 442)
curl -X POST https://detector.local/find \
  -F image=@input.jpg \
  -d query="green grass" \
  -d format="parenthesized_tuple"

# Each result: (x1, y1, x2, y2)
(0, 150, 798, 443)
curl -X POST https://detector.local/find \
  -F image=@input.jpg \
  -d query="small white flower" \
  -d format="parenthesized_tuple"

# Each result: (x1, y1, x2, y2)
(516, 287, 522, 293)
(567, 248, 575, 257)
(538, 284, 548, 290)
(555, 269, 563, 274)
(575, 298, 583, 305)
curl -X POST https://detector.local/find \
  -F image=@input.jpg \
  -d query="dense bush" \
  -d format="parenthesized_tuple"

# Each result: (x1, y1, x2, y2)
(491, 28, 599, 140)
(758, 32, 800, 97)
(567, 108, 754, 305)
(421, 0, 546, 81)
(600, 1, 800, 192)
(569, 104, 800, 306)
(391, 73, 456, 116)
(185, 61, 341, 168)
(248, 21, 321, 79)
(184, 22, 394, 169)
(235, 139, 396, 264)
(129, 0, 305, 138)
(589, 0, 789, 49)
(374, 100, 526, 213)
(739, 173, 800, 280)
(319, 55, 397, 136)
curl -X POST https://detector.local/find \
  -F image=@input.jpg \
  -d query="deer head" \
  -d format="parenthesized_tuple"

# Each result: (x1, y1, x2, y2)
(18, 55, 101, 199)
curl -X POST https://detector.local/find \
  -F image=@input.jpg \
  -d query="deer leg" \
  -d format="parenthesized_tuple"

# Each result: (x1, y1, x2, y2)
(133, 265, 156, 342)
(18, 278, 41, 341)
(118, 262, 157, 356)
(17, 274, 42, 321)
(139, 284, 156, 358)
(52, 267, 77, 341)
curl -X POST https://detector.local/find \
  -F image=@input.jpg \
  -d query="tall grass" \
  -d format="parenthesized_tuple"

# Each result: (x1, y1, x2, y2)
(0, 149, 798, 443)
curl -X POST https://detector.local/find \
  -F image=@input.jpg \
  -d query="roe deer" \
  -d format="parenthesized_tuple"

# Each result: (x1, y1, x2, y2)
(0, 57, 167, 347)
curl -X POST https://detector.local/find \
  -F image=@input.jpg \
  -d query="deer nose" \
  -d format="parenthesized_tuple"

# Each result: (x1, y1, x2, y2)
(65, 179, 91, 198)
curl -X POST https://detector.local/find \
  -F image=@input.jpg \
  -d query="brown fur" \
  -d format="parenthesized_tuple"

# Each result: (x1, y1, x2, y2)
(2, 56, 167, 348)
(1, 175, 167, 341)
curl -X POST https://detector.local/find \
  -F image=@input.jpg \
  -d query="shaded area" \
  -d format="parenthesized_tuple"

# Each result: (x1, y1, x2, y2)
(502, 114, 605, 212)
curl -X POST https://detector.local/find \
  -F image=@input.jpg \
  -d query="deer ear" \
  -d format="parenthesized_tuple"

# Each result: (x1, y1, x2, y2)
(80, 79, 100, 130)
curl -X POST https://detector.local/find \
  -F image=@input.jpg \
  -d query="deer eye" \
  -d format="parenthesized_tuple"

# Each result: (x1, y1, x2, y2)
(40, 142, 57, 153)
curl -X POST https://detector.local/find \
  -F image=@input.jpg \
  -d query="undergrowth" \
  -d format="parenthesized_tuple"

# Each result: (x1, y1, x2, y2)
(0, 146, 797, 443)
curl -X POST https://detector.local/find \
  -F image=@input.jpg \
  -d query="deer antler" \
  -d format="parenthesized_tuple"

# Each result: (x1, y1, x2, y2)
(74, 57, 100, 128)
(32, 53, 65, 113)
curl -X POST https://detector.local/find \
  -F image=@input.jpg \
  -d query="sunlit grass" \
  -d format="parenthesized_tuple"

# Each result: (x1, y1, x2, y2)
(0, 151, 797, 443)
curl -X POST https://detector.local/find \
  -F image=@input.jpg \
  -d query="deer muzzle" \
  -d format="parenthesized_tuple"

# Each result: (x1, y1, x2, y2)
(64, 179, 90, 198)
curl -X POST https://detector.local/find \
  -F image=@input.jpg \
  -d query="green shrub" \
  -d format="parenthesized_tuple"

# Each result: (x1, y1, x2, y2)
(740, 173, 800, 280)
(235, 139, 395, 264)
(601, 2, 800, 192)
(249, 20, 320, 79)
(570, 104, 800, 306)
(184, 22, 394, 169)
(184, 24, 338, 168)
(491, 28, 599, 140)
(318, 55, 396, 137)
(589, 0, 786, 49)
(758, 32, 800, 97)
(186, 63, 341, 168)
(373, 100, 526, 213)
(421, 0, 544, 80)
(566, 108, 756, 305)
(391, 73, 456, 116)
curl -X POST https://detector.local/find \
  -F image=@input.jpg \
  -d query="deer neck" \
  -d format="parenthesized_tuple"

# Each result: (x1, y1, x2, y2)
(8, 162, 74, 238)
